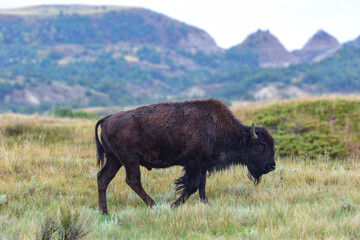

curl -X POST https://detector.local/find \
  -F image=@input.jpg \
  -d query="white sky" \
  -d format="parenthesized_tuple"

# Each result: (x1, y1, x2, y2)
(0, 0, 359, 50)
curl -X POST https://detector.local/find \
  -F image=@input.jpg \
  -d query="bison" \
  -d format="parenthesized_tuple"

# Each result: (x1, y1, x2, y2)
(95, 99, 275, 214)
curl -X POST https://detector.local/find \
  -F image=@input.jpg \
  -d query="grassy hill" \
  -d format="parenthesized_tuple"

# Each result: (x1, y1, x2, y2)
(1, 98, 360, 239)
(1, 5, 360, 114)
(0, 5, 226, 113)
(0, 5, 214, 47)
(235, 96, 360, 158)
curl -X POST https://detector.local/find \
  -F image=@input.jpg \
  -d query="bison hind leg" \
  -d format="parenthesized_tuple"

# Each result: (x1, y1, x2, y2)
(198, 169, 208, 204)
(97, 153, 122, 214)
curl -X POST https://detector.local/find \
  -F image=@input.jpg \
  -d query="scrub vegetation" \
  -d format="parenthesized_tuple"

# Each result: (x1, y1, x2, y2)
(1, 5, 360, 114)
(1, 97, 360, 239)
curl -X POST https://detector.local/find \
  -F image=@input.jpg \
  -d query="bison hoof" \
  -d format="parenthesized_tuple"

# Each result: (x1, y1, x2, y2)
(170, 201, 180, 208)
(100, 209, 109, 215)
(200, 197, 209, 204)
(148, 199, 156, 207)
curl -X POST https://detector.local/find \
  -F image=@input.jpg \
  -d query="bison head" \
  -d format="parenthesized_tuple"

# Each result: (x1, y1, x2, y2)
(245, 123, 276, 184)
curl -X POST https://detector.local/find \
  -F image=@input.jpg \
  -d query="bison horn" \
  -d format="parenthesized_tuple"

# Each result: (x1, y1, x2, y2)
(251, 123, 257, 140)
(260, 122, 263, 128)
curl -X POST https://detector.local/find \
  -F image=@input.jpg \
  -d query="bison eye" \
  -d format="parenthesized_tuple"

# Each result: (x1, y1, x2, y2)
(257, 144, 265, 152)
(251, 144, 265, 155)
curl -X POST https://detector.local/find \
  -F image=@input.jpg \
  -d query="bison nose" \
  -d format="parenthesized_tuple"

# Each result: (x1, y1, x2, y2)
(266, 163, 276, 172)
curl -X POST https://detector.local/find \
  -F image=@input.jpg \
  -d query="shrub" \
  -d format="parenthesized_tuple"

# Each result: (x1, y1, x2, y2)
(237, 98, 360, 158)
(53, 106, 98, 119)
(36, 206, 91, 240)
(136, 47, 161, 64)
(36, 215, 58, 240)
(58, 206, 91, 240)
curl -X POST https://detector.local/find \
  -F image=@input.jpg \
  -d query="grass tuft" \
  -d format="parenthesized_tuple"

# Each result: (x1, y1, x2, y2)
(150, 203, 172, 217)
(57, 205, 92, 240)
(36, 214, 58, 240)
(339, 195, 356, 212)
(0, 195, 7, 205)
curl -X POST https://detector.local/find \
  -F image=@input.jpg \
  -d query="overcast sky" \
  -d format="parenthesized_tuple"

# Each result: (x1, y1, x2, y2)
(1, 0, 359, 50)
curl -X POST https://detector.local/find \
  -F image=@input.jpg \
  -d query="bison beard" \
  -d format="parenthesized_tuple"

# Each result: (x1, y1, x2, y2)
(95, 99, 275, 214)
(247, 169, 262, 185)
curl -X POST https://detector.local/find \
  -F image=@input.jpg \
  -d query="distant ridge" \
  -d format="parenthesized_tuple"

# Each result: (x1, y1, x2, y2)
(0, 5, 360, 113)
(0, 5, 131, 16)
(346, 35, 360, 47)
(235, 30, 299, 68)
(0, 5, 221, 53)
(292, 30, 341, 62)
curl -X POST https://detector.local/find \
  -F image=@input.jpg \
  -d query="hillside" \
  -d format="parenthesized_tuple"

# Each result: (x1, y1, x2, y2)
(1, 5, 360, 113)
(347, 35, 360, 47)
(235, 97, 360, 157)
(207, 45, 360, 101)
(0, 5, 226, 113)
(0, 5, 221, 53)
(292, 30, 341, 62)
(235, 30, 299, 68)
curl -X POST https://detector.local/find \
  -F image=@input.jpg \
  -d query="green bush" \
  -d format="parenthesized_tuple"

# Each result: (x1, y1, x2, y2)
(53, 107, 98, 119)
(57, 206, 91, 240)
(36, 215, 58, 240)
(136, 47, 161, 64)
(240, 99, 360, 158)
(1, 123, 74, 144)
(36, 206, 91, 240)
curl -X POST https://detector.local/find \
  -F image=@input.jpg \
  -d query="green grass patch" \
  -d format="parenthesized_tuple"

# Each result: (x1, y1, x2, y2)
(53, 106, 99, 119)
(236, 97, 360, 157)
(1, 98, 360, 239)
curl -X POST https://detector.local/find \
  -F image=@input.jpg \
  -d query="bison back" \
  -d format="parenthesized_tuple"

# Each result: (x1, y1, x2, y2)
(101, 100, 239, 168)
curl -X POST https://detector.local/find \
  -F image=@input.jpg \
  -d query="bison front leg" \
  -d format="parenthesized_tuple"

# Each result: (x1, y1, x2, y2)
(124, 164, 156, 207)
(171, 166, 201, 208)
(97, 153, 122, 214)
(198, 169, 208, 204)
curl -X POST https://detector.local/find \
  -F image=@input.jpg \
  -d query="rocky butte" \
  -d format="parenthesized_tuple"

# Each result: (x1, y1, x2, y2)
(292, 30, 341, 62)
(235, 30, 299, 68)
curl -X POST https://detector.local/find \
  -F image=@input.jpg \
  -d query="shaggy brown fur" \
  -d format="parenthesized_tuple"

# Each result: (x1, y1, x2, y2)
(95, 99, 275, 214)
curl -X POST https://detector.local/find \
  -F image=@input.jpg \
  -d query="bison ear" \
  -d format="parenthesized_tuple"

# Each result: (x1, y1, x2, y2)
(260, 122, 263, 128)
(251, 123, 258, 140)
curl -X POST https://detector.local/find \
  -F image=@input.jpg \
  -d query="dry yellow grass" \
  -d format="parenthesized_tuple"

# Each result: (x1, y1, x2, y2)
(0, 112, 359, 239)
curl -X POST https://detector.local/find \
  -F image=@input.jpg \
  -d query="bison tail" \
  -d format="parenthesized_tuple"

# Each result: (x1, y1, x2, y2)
(95, 115, 110, 168)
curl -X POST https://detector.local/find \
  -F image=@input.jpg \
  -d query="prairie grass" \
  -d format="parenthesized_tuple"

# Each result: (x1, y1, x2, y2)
(0, 112, 360, 239)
